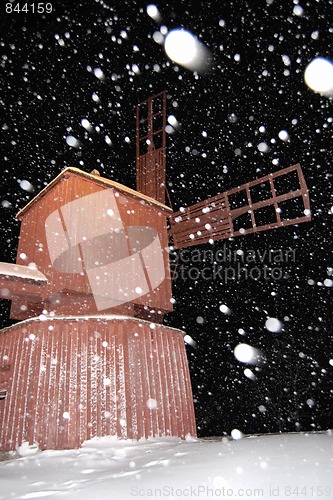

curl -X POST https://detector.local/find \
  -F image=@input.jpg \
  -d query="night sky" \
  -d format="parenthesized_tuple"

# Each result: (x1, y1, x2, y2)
(0, 0, 332, 437)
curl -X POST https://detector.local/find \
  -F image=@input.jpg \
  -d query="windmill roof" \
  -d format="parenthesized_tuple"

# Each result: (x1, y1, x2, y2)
(16, 167, 173, 219)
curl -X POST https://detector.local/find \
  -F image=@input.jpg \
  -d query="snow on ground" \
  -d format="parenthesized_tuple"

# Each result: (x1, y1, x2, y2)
(0, 432, 332, 499)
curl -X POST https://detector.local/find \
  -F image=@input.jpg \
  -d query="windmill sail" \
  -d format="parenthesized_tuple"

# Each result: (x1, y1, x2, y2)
(169, 163, 311, 249)
(136, 90, 167, 204)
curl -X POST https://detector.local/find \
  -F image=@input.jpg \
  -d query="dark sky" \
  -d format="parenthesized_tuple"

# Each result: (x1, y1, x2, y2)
(0, 0, 332, 437)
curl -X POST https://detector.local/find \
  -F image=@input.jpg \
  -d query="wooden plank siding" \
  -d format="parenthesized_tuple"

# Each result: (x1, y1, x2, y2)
(0, 316, 196, 451)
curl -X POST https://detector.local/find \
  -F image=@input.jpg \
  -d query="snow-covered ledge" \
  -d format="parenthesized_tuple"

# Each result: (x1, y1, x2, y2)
(0, 262, 47, 283)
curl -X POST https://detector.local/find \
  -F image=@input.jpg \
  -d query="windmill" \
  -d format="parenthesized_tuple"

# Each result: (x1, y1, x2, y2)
(0, 91, 311, 452)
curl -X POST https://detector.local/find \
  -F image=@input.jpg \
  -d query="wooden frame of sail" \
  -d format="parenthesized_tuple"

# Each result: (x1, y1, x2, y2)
(169, 163, 311, 249)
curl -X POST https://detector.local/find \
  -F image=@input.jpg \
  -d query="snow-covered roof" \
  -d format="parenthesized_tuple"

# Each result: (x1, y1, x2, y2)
(16, 167, 173, 219)
(0, 314, 186, 336)
(0, 262, 47, 282)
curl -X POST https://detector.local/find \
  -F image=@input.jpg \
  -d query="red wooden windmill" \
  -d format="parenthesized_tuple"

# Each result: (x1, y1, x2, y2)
(0, 91, 311, 451)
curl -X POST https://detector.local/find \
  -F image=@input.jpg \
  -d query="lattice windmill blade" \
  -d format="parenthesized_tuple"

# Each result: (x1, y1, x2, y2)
(169, 163, 311, 249)
(136, 90, 167, 204)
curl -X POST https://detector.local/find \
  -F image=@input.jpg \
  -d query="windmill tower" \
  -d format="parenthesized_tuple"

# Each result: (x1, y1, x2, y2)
(0, 91, 311, 451)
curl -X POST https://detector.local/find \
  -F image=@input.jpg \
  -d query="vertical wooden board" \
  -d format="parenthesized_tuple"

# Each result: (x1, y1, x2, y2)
(100, 326, 109, 436)
(127, 335, 137, 439)
(67, 325, 78, 449)
(115, 327, 127, 438)
(0, 333, 7, 447)
(34, 326, 48, 448)
(94, 323, 102, 437)
(87, 325, 94, 441)
(99, 325, 107, 437)
(8, 333, 18, 447)
(10, 334, 28, 449)
(145, 324, 159, 436)
(62, 323, 76, 448)
(122, 327, 134, 439)
(0, 330, 13, 448)
(181, 338, 197, 437)
(35, 325, 48, 449)
(128, 326, 148, 439)
(99, 323, 107, 437)
(78, 321, 88, 446)
(169, 334, 185, 438)
(26, 331, 43, 446)
(149, 326, 165, 435)
(140, 328, 151, 437)
(38, 327, 51, 449)
(136, 327, 147, 439)
(128, 323, 144, 439)
(19, 336, 34, 445)
(0, 338, 5, 446)
(135, 334, 146, 439)
(86, 323, 93, 441)
(49, 324, 59, 449)
(105, 326, 114, 437)
(88, 322, 101, 439)
(103, 333, 112, 437)
(45, 325, 58, 449)
(178, 335, 192, 436)
(135, 326, 148, 438)
(179, 340, 197, 436)
(55, 323, 66, 449)
(129, 326, 145, 439)
(5, 331, 18, 447)
(175, 335, 191, 435)
(108, 333, 117, 436)
(23, 335, 33, 445)
(174, 334, 191, 436)
(109, 334, 118, 437)
(91, 328, 101, 438)
(169, 331, 182, 437)
(148, 326, 160, 437)
(95, 331, 102, 437)
(154, 327, 170, 436)
(161, 331, 178, 437)
(17, 336, 30, 447)
(140, 327, 151, 437)
(62, 325, 72, 448)
(51, 323, 63, 449)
